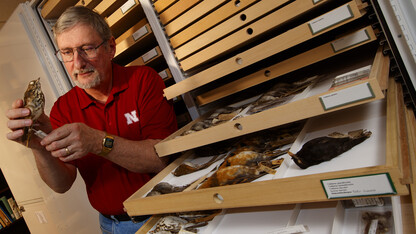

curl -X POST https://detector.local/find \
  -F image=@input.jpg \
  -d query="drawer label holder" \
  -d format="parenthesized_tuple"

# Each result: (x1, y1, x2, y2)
(331, 28, 371, 52)
(142, 48, 158, 63)
(308, 4, 353, 35)
(132, 25, 149, 41)
(319, 82, 375, 110)
(321, 173, 397, 199)
(121, 0, 136, 14)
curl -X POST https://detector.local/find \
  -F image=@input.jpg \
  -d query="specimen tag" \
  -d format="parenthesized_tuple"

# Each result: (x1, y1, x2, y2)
(121, 0, 136, 14)
(368, 219, 379, 234)
(308, 4, 353, 34)
(321, 173, 396, 199)
(267, 225, 309, 234)
(331, 28, 371, 52)
(352, 197, 384, 207)
(319, 82, 374, 110)
(330, 65, 371, 89)
(142, 48, 158, 63)
(132, 25, 149, 41)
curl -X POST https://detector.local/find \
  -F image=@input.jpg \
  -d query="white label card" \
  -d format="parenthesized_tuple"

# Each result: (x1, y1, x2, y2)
(132, 25, 149, 41)
(332, 28, 371, 52)
(321, 173, 396, 199)
(142, 48, 158, 63)
(309, 4, 353, 34)
(320, 82, 374, 110)
(121, 0, 136, 14)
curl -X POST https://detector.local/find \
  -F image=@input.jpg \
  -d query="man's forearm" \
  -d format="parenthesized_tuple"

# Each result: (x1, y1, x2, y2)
(32, 148, 77, 193)
(99, 136, 168, 173)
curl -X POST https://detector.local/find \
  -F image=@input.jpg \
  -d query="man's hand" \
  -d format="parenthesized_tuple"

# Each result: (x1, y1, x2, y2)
(41, 122, 102, 162)
(5, 99, 51, 150)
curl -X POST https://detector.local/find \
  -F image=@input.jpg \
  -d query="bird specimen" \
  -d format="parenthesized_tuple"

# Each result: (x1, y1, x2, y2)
(22, 78, 45, 146)
(289, 129, 372, 169)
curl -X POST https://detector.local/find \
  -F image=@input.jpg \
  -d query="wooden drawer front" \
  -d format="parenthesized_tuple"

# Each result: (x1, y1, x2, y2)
(153, 0, 176, 14)
(158, 68, 173, 81)
(114, 22, 157, 65)
(164, 0, 228, 37)
(174, 0, 298, 62)
(127, 46, 164, 68)
(168, 0, 259, 49)
(196, 26, 378, 106)
(124, 79, 408, 215)
(94, 0, 126, 17)
(158, 0, 201, 25)
(136, 200, 404, 234)
(115, 18, 149, 44)
(75, 0, 101, 9)
(41, 0, 79, 19)
(107, 0, 145, 38)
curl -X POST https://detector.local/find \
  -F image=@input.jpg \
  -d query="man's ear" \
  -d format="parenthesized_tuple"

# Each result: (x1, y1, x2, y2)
(108, 37, 116, 58)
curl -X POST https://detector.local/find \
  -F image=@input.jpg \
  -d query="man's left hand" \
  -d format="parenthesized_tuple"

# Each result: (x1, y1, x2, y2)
(41, 123, 101, 162)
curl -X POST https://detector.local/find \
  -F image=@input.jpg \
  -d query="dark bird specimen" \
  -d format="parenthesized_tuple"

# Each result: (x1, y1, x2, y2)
(22, 78, 45, 146)
(288, 129, 372, 169)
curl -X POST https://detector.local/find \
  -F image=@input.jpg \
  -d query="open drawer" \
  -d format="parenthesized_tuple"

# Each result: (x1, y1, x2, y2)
(124, 76, 410, 216)
(137, 197, 412, 233)
(154, 46, 389, 157)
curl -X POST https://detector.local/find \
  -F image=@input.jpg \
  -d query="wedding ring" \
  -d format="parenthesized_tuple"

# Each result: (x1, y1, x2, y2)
(65, 147, 70, 155)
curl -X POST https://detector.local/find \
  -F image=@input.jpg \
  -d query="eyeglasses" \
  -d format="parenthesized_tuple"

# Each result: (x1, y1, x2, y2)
(55, 40, 107, 62)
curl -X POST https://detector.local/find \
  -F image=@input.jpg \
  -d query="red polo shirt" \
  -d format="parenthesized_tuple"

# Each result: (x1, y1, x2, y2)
(49, 63, 177, 215)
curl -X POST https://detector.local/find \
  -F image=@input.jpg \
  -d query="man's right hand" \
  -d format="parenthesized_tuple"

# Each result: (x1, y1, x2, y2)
(5, 99, 51, 150)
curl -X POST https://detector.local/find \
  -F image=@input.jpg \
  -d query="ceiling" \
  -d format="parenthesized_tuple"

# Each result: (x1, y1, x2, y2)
(0, 0, 28, 30)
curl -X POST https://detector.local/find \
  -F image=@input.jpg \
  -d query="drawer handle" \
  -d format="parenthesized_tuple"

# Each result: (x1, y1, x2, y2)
(240, 14, 247, 21)
(234, 123, 243, 130)
(213, 193, 224, 204)
(264, 70, 271, 77)
(247, 28, 253, 35)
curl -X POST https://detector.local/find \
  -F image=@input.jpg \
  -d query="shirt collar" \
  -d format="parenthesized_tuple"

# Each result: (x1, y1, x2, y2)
(76, 62, 129, 109)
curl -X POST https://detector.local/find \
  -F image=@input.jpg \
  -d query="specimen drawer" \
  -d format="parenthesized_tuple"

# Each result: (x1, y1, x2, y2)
(155, 46, 388, 157)
(124, 77, 410, 216)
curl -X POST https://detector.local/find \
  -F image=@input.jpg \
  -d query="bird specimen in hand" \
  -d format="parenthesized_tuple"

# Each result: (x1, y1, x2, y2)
(22, 78, 45, 146)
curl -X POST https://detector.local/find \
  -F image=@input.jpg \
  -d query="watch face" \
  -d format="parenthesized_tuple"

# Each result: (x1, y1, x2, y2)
(104, 137, 114, 148)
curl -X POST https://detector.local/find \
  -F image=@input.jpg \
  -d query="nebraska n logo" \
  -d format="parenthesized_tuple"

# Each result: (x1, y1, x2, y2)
(124, 110, 139, 125)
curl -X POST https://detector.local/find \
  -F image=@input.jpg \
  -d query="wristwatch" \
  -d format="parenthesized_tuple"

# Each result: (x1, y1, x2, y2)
(99, 133, 114, 156)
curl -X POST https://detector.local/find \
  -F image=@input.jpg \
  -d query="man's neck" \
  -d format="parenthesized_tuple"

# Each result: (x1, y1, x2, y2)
(84, 77, 112, 104)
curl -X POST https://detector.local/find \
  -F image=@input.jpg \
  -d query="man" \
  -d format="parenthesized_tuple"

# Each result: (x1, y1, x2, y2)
(5, 6, 177, 233)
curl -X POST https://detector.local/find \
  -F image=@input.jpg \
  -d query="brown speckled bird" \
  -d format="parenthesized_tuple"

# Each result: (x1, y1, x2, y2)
(22, 78, 45, 146)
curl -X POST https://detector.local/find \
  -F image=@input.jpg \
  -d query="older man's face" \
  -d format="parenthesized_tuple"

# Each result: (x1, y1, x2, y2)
(56, 23, 115, 89)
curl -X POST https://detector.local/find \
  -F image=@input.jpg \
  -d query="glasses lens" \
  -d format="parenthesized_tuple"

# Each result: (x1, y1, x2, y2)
(82, 47, 97, 59)
(55, 51, 65, 62)
(57, 50, 74, 62)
